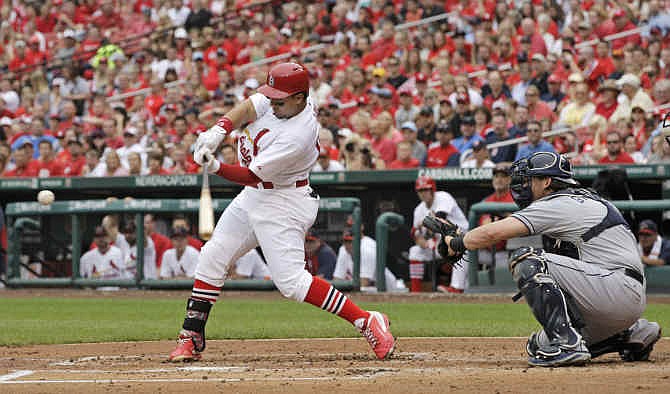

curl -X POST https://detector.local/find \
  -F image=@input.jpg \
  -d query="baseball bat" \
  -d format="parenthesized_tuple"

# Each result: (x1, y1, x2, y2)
(198, 153, 215, 241)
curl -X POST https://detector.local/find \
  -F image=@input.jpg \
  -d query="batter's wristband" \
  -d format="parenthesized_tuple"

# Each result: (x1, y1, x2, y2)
(449, 236, 466, 253)
(215, 116, 234, 134)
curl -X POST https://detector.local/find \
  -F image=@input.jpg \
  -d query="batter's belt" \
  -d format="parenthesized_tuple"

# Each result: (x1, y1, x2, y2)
(259, 179, 309, 189)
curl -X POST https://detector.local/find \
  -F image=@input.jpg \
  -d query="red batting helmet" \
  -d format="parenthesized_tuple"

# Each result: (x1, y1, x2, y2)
(415, 175, 436, 192)
(257, 62, 309, 99)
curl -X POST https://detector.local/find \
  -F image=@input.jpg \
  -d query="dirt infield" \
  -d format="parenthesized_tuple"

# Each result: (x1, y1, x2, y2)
(1, 290, 669, 393)
(0, 337, 668, 393)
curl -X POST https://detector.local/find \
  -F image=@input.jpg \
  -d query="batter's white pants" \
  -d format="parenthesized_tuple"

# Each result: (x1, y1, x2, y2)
(194, 185, 319, 302)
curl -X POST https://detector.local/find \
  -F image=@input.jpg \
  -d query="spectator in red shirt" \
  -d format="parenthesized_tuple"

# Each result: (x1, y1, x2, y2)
(61, 138, 87, 176)
(520, 18, 547, 56)
(5, 144, 40, 177)
(595, 79, 620, 120)
(36, 140, 64, 177)
(610, 9, 641, 50)
(144, 79, 165, 117)
(91, 0, 123, 35)
(147, 151, 171, 175)
(426, 121, 460, 167)
(388, 140, 420, 169)
(598, 132, 635, 164)
(369, 117, 396, 165)
(525, 85, 555, 123)
(8, 40, 37, 72)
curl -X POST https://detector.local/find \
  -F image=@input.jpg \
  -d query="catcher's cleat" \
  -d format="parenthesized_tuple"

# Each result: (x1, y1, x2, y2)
(168, 330, 203, 362)
(358, 311, 395, 360)
(620, 319, 661, 362)
(528, 338, 590, 367)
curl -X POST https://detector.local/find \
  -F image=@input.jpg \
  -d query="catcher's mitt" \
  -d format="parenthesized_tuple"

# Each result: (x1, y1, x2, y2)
(422, 215, 464, 266)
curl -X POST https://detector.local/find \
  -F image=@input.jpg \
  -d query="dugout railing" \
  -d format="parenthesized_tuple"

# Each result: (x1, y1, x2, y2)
(467, 200, 670, 293)
(4, 197, 362, 291)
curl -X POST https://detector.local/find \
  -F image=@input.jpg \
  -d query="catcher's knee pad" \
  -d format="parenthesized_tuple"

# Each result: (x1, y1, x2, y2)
(508, 247, 549, 287)
(274, 268, 313, 302)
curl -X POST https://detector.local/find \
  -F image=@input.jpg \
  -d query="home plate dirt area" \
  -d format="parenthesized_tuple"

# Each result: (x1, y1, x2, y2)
(0, 338, 669, 394)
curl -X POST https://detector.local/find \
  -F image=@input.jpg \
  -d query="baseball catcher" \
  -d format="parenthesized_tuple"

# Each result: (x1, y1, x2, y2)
(424, 151, 661, 367)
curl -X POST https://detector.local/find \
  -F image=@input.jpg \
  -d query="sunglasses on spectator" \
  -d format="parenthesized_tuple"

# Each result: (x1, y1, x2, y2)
(527, 128, 541, 132)
(607, 139, 620, 144)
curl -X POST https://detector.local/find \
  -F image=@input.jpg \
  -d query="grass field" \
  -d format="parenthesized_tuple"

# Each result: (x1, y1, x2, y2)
(2, 297, 669, 346)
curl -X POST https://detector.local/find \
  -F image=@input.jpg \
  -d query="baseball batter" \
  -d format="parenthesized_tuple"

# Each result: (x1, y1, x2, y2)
(430, 152, 661, 367)
(410, 176, 469, 292)
(168, 63, 394, 362)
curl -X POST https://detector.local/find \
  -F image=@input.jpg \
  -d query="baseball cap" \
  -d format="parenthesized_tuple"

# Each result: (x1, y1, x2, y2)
(617, 73, 640, 88)
(305, 229, 319, 241)
(192, 51, 204, 61)
(492, 164, 510, 176)
(639, 219, 658, 235)
(613, 9, 627, 18)
(461, 115, 475, 125)
(174, 27, 188, 39)
(472, 140, 486, 151)
(372, 67, 386, 77)
(547, 74, 561, 84)
(244, 78, 259, 89)
(121, 221, 136, 234)
(492, 100, 506, 111)
(375, 88, 392, 99)
(280, 27, 292, 37)
(318, 146, 329, 157)
(337, 128, 352, 139)
(419, 106, 433, 115)
(568, 73, 584, 83)
(63, 29, 76, 39)
(400, 121, 417, 132)
(124, 127, 139, 136)
(170, 226, 189, 238)
(414, 72, 428, 83)
(531, 53, 546, 62)
(342, 229, 354, 241)
(93, 225, 107, 237)
(456, 92, 470, 104)
(14, 40, 26, 48)
(0, 116, 12, 126)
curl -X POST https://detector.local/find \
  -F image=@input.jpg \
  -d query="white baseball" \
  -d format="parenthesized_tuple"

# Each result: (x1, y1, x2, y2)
(37, 190, 55, 205)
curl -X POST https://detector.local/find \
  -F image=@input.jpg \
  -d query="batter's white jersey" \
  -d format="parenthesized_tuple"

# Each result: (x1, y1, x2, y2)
(80, 245, 125, 279)
(238, 93, 320, 186)
(412, 191, 469, 237)
(234, 249, 271, 280)
(160, 245, 199, 278)
(124, 237, 157, 279)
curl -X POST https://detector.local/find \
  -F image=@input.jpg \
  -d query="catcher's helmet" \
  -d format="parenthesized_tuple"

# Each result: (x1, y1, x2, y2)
(415, 175, 436, 192)
(510, 151, 578, 208)
(257, 62, 309, 99)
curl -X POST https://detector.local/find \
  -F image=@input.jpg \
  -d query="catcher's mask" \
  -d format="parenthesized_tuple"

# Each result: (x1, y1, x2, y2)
(510, 151, 578, 209)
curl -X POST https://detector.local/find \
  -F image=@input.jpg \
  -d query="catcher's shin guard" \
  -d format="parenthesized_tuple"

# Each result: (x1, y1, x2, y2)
(181, 297, 212, 352)
(509, 248, 589, 366)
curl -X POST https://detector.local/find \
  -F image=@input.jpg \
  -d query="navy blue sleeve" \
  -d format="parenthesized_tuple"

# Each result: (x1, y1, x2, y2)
(447, 152, 460, 167)
(659, 240, 670, 265)
(317, 245, 337, 280)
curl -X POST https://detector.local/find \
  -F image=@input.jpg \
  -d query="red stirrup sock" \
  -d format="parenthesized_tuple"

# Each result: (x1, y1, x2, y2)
(304, 276, 370, 325)
(191, 279, 222, 304)
(409, 260, 424, 292)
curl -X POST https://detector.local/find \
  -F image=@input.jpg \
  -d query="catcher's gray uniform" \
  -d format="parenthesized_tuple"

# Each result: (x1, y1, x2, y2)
(512, 188, 645, 345)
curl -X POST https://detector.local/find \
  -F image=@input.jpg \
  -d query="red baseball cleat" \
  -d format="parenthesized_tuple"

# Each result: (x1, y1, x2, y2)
(359, 311, 395, 360)
(168, 330, 203, 362)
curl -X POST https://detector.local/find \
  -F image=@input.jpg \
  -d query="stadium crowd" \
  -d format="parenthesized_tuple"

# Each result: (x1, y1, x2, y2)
(1, 0, 670, 178)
